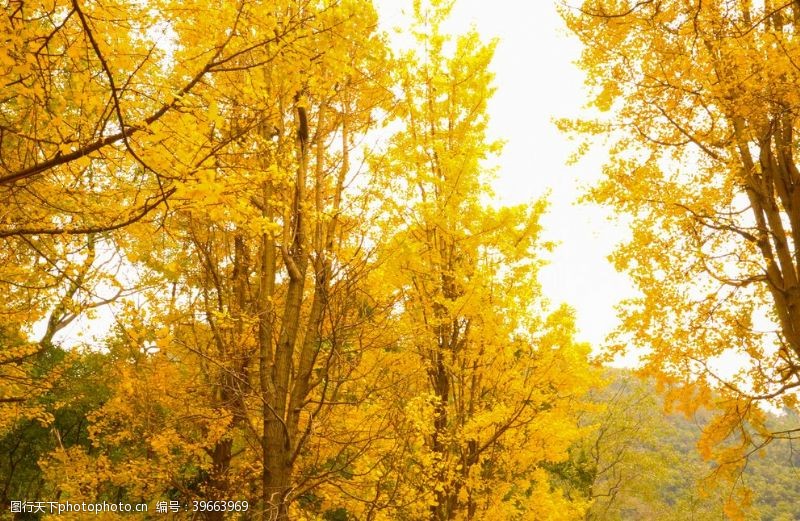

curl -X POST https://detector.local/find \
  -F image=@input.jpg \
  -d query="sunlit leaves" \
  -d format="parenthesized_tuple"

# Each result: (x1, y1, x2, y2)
(562, 0, 800, 510)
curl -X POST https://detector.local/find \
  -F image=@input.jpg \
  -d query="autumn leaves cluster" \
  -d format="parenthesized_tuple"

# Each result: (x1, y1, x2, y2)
(562, 0, 800, 517)
(0, 0, 598, 519)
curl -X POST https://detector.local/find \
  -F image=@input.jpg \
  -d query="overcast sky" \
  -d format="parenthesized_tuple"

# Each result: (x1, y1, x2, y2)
(376, 1, 636, 350)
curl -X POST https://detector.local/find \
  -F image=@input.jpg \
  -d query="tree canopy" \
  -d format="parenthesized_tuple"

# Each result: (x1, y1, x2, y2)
(561, 0, 800, 515)
(2, 0, 799, 519)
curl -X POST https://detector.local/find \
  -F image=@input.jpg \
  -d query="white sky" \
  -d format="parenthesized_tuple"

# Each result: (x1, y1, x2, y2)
(376, 1, 636, 350)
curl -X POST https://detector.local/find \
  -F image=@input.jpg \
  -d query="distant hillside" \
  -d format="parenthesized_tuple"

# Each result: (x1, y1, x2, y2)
(555, 369, 800, 520)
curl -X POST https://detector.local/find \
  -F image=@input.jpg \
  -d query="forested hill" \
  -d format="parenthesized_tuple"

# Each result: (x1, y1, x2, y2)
(564, 369, 800, 521)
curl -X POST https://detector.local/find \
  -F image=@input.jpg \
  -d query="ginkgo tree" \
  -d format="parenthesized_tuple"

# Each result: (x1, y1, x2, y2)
(352, 2, 598, 519)
(35, 1, 397, 519)
(0, 0, 316, 435)
(561, 0, 800, 515)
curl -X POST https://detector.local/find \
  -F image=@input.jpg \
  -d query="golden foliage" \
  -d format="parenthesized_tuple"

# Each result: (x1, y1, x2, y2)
(0, 1, 602, 520)
(561, 0, 800, 510)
